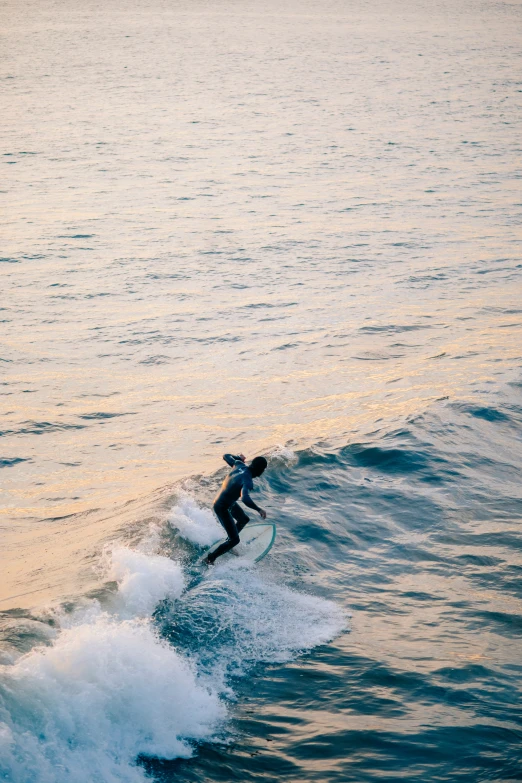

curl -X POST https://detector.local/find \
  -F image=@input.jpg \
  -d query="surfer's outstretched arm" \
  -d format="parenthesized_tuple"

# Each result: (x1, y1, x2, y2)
(223, 453, 245, 467)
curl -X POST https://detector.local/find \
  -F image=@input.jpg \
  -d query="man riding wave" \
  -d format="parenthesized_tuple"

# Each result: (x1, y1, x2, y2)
(203, 453, 267, 565)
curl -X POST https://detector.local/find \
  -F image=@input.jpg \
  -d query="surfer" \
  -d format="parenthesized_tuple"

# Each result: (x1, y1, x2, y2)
(203, 453, 268, 565)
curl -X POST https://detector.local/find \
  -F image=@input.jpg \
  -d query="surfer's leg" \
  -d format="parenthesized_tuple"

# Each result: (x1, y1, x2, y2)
(206, 506, 240, 563)
(230, 502, 250, 533)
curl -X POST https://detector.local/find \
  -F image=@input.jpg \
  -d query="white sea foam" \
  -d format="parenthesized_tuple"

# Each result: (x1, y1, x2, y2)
(223, 571, 346, 663)
(269, 444, 298, 464)
(0, 519, 347, 782)
(172, 565, 347, 677)
(167, 492, 222, 547)
(0, 615, 224, 783)
(0, 548, 223, 783)
(107, 547, 185, 618)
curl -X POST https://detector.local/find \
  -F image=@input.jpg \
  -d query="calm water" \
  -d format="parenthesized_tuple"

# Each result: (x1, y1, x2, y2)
(1, 0, 521, 780)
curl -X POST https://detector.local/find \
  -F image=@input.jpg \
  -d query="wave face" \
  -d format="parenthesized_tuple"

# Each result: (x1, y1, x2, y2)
(2, 381, 522, 782)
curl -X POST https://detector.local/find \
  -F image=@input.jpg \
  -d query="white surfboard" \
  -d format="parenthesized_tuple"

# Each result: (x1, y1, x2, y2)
(204, 523, 276, 564)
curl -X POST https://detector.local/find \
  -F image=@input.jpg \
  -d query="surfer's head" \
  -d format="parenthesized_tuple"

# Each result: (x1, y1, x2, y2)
(249, 456, 267, 477)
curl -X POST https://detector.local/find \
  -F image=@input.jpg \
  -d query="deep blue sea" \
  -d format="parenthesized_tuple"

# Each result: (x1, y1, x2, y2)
(1, 0, 521, 780)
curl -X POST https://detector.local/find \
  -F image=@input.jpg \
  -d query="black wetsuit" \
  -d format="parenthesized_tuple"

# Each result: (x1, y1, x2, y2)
(209, 454, 263, 562)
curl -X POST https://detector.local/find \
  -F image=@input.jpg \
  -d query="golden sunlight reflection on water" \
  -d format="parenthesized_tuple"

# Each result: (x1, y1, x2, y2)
(2, 0, 521, 610)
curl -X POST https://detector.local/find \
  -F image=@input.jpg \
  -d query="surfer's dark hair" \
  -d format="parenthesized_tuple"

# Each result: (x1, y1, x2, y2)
(249, 456, 267, 477)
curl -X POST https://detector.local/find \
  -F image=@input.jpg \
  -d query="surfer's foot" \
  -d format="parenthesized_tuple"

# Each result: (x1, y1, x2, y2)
(203, 555, 215, 566)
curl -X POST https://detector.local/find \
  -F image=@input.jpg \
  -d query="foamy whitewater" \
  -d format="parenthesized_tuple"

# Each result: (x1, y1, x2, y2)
(0, 503, 346, 783)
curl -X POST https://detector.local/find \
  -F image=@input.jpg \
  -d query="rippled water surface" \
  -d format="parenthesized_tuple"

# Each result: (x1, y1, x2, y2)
(1, 0, 521, 780)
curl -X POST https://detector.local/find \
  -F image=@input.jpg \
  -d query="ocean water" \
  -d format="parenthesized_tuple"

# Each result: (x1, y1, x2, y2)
(1, 0, 522, 780)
